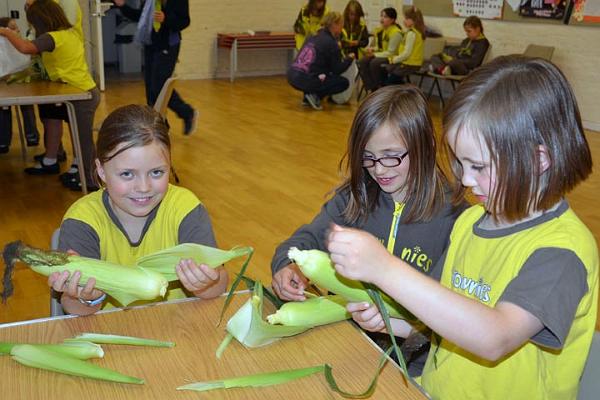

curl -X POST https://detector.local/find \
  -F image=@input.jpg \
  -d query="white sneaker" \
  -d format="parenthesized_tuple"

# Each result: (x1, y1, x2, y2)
(305, 93, 323, 111)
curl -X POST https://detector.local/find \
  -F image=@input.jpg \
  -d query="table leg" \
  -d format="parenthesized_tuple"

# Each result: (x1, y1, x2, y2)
(231, 39, 237, 83)
(14, 106, 27, 162)
(64, 101, 87, 195)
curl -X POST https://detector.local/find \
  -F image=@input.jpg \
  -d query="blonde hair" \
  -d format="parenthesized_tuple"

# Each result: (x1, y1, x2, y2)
(322, 11, 343, 29)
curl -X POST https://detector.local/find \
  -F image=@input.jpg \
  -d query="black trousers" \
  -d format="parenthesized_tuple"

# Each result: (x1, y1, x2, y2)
(0, 106, 40, 147)
(384, 64, 421, 85)
(144, 44, 194, 121)
(358, 56, 389, 91)
(287, 69, 349, 98)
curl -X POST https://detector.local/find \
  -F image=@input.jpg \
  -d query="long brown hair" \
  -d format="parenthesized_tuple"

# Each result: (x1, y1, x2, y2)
(26, 0, 71, 36)
(404, 6, 425, 40)
(444, 55, 592, 222)
(338, 85, 448, 224)
(303, 0, 327, 18)
(343, 0, 364, 35)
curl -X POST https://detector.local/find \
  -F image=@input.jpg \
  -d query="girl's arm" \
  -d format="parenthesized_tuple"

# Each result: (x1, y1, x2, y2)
(293, 10, 306, 35)
(347, 302, 414, 337)
(358, 26, 370, 48)
(177, 205, 228, 299)
(391, 30, 416, 64)
(374, 30, 402, 58)
(53, 220, 105, 315)
(327, 225, 544, 361)
(176, 259, 228, 299)
(0, 27, 38, 54)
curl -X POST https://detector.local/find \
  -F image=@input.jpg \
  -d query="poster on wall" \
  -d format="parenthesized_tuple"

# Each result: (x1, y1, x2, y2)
(571, 0, 600, 22)
(452, 0, 504, 19)
(519, 0, 568, 19)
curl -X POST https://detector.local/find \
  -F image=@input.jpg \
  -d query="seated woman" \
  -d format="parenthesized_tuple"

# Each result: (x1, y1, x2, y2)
(357, 7, 402, 92)
(340, 0, 369, 59)
(287, 12, 353, 111)
(385, 6, 426, 85)
(426, 16, 489, 76)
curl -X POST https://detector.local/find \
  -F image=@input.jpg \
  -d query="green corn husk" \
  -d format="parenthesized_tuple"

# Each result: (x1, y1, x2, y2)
(178, 349, 399, 398)
(288, 247, 414, 321)
(1, 241, 168, 307)
(0, 341, 103, 359)
(266, 295, 350, 327)
(216, 281, 309, 358)
(137, 243, 255, 325)
(136, 243, 253, 281)
(66, 333, 175, 348)
(10, 344, 144, 384)
(177, 365, 324, 392)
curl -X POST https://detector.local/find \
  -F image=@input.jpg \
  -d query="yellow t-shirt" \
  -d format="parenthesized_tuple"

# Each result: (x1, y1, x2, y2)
(422, 203, 599, 399)
(373, 24, 402, 53)
(42, 29, 96, 91)
(398, 27, 423, 66)
(62, 184, 211, 308)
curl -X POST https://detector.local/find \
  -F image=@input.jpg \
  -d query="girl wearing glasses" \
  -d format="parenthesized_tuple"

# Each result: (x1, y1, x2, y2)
(271, 85, 466, 375)
(327, 56, 597, 399)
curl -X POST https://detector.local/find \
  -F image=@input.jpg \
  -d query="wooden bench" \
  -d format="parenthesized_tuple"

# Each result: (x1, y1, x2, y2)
(216, 32, 296, 82)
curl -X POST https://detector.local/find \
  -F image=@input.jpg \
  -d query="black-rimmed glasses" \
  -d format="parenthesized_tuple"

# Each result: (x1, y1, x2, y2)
(362, 151, 409, 168)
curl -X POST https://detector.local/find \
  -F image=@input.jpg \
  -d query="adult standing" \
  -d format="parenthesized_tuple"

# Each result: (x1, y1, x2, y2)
(112, 0, 198, 135)
(287, 12, 353, 111)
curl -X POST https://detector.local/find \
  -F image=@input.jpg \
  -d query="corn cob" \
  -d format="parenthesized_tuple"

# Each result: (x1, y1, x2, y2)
(1, 241, 168, 307)
(288, 247, 414, 320)
(266, 295, 350, 327)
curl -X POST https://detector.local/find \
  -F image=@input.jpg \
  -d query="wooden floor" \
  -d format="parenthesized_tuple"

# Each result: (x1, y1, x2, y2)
(1, 76, 598, 331)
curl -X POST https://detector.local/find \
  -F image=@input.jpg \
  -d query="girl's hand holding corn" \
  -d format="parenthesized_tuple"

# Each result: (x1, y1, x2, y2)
(347, 302, 386, 332)
(47, 249, 105, 307)
(176, 258, 220, 296)
(327, 224, 395, 284)
(272, 263, 308, 301)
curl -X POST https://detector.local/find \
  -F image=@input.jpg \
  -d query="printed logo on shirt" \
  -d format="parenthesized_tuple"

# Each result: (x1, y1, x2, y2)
(400, 246, 432, 272)
(451, 269, 491, 303)
(292, 43, 316, 73)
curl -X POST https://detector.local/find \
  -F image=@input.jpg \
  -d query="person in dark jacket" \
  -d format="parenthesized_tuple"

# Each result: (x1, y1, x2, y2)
(112, 0, 198, 135)
(425, 16, 490, 76)
(287, 11, 353, 110)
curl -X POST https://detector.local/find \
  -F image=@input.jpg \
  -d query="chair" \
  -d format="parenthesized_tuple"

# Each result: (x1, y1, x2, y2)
(408, 37, 446, 88)
(153, 77, 177, 119)
(50, 228, 65, 316)
(522, 44, 554, 61)
(426, 43, 493, 107)
(153, 77, 181, 184)
(579, 331, 600, 400)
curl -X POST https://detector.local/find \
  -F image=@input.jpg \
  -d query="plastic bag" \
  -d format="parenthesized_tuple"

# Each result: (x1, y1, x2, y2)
(0, 37, 30, 78)
(331, 60, 358, 105)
